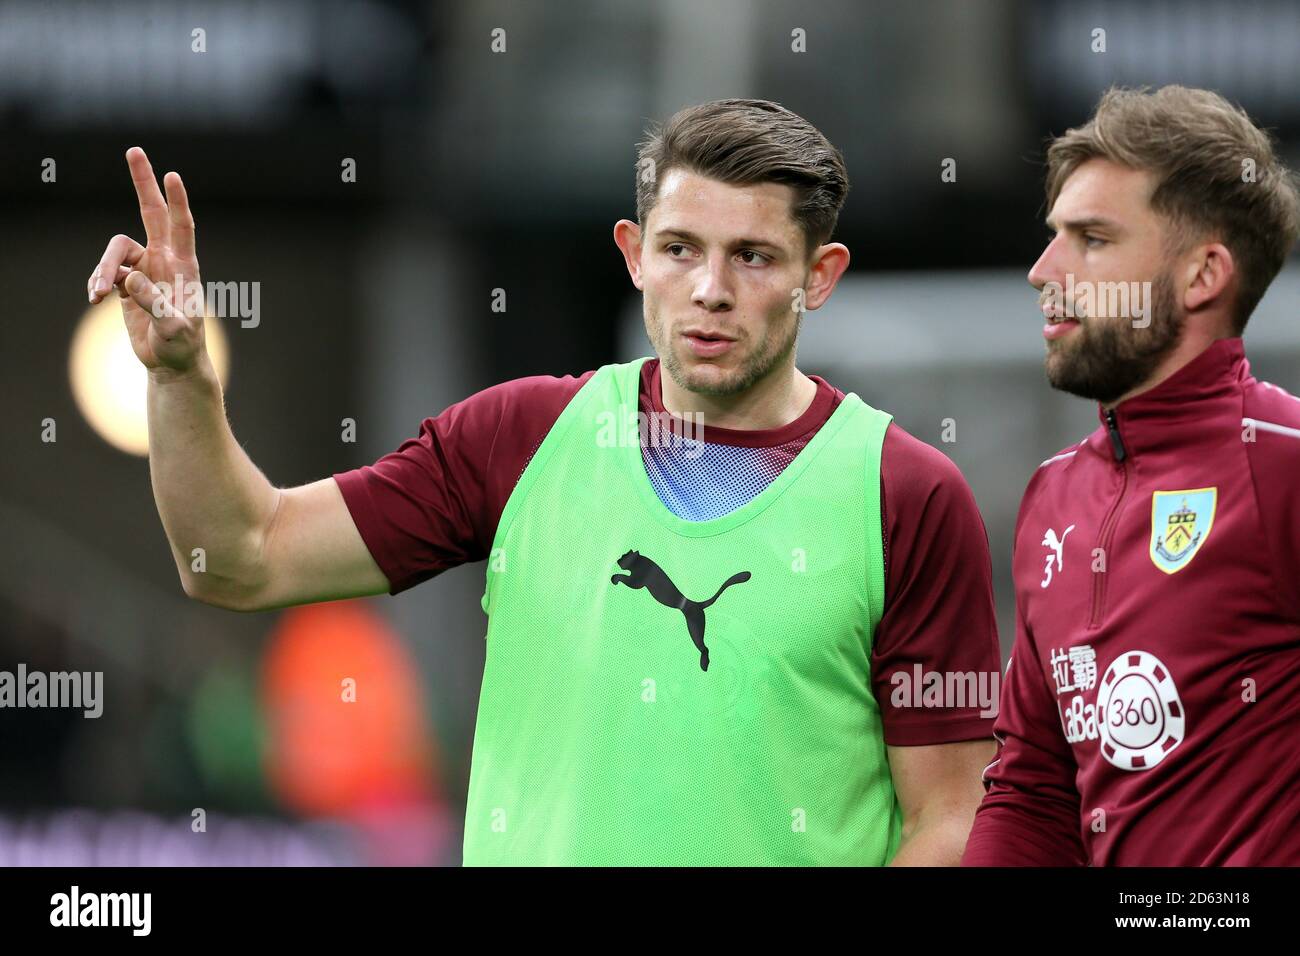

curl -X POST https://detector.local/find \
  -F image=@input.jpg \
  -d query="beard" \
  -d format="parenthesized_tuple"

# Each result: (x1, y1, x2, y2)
(1044, 271, 1184, 404)
(647, 304, 802, 398)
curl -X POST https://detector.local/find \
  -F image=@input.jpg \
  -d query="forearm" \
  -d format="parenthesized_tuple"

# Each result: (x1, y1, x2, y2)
(147, 351, 279, 606)
(961, 790, 1088, 866)
(888, 810, 976, 866)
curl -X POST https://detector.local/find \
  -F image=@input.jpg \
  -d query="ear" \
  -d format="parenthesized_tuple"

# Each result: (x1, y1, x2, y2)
(613, 220, 645, 291)
(1182, 241, 1235, 319)
(802, 242, 851, 311)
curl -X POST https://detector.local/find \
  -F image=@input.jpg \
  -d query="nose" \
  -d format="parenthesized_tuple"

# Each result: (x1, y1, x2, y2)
(691, 254, 734, 311)
(1027, 233, 1066, 292)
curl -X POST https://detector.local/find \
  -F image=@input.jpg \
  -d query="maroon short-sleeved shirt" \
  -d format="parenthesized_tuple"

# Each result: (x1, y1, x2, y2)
(334, 358, 1000, 746)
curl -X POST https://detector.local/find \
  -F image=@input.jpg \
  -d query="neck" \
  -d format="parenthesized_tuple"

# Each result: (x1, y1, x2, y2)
(1101, 329, 1226, 411)
(660, 361, 818, 431)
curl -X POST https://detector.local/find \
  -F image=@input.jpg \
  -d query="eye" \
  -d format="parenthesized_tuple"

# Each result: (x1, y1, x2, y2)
(1084, 235, 1107, 249)
(666, 243, 691, 257)
(737, 249, 768, 265)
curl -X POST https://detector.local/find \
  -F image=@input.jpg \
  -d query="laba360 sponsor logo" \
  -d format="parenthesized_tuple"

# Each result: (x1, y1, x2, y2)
(1052, 645, 1186, 771)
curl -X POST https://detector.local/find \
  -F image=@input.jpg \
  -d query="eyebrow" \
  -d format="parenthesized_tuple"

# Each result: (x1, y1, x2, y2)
(655, 227, 787, 252)
(1044, 215, 1124, 234)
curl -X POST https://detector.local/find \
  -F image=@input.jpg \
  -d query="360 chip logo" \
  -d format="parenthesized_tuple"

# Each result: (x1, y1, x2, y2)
(1096, 650, 1186, 771)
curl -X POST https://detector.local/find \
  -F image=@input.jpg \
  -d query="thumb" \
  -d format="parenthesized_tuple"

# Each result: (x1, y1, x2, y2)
(123, 269, 183, 322)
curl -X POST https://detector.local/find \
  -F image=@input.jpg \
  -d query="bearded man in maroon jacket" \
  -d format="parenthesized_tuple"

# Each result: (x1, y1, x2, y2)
(963, 85, 1300, 866)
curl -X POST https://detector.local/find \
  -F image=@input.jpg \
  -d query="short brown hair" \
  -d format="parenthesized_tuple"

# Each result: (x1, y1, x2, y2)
(635, 98, 849, 258)
(1045, 85, 1300, 333)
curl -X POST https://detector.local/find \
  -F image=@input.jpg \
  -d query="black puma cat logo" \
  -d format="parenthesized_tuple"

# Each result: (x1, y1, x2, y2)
(610, 549, 751, 672)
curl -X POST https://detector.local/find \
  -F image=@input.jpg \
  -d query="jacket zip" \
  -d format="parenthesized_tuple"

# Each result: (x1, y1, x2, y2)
(1089, 409, 1129, 629)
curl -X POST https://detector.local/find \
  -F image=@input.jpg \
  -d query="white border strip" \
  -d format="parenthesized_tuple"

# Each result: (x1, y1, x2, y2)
(1243, 417, 1300, 441)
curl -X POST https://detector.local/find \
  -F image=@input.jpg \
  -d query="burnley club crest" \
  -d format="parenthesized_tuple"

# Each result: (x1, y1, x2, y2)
(1149, 488, 1216, 574)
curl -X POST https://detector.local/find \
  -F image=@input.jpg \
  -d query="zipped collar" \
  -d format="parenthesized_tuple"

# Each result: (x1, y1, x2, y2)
(1091, 338, 1253, 463)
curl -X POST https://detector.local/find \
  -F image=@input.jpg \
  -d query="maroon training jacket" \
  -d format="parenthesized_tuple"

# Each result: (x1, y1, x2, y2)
(963, 338, 1300, 866)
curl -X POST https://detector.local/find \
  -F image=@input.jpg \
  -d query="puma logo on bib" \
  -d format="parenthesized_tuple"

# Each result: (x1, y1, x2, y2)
(610, 550, 751, 671)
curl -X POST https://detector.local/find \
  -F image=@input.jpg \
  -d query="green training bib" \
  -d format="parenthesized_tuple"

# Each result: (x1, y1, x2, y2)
(465, 357, 898, 865)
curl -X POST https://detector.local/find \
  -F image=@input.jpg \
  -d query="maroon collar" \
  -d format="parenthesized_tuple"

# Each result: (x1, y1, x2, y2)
(1091, 338, 1253, 461)
(643, 359, 840, 447)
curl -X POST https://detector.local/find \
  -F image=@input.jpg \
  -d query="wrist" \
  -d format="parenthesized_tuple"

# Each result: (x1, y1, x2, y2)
(148, 353, 216, 387)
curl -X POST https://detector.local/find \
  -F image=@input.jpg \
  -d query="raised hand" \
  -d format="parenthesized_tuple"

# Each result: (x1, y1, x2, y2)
(88, 147, 206, 373)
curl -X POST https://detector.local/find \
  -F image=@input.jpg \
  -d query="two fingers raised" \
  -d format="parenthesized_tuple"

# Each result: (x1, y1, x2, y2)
(88, 147, 197, 304)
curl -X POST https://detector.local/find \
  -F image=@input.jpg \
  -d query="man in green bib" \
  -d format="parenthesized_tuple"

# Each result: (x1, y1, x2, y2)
(96, 100, 1000, 866)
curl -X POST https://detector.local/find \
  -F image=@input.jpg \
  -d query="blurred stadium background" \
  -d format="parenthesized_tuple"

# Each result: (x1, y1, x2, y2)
(1, 0, 1297, 864)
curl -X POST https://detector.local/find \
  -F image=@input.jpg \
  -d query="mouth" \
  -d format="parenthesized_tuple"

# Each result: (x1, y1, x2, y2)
(681, 328, 738, 358)
(1041, 307, 1081, 341)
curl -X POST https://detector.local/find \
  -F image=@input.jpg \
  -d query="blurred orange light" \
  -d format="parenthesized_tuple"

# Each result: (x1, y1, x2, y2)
(260, 601, 438, 817)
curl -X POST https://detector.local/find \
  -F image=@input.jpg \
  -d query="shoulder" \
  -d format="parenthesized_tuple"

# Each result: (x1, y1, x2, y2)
(1243, 378, 1300, 461)
(402, 368, 600, 514)
(1241, 378, 1300, 534)
(442, 369, 599, 434)
(1019, 436, 1089, 515)
(881, 421, 971, 495)
(397, 370, 600, 473)
(1034, 438, 1087, 472)
(880, 422, 983, 527)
